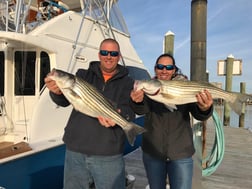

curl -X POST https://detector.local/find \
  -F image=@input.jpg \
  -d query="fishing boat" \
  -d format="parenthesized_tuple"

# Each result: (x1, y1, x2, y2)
(0, 0, 150, 188)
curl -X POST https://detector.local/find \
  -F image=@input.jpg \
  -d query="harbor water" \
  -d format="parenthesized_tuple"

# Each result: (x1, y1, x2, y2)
(214, 104, 252, 130)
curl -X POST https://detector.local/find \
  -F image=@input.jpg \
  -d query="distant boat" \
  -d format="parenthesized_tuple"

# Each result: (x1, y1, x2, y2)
(0, 0, 150, 188)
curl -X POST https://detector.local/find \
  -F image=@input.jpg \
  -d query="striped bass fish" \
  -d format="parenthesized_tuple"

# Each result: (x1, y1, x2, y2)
(134, 79, 252, 115)
(48, 69, 145, 146)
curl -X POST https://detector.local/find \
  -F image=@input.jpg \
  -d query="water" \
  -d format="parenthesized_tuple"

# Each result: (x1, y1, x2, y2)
(214, 105, 252, 129)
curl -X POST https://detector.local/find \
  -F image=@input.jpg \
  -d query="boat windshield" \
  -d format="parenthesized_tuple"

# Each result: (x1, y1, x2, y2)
(127, 66, 151, 80)
(84, 0, 129, 35)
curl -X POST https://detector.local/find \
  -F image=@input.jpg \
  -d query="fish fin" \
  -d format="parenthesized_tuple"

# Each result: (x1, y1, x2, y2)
(160, 93, 177, 111)
(162, 93, 176, 99)
(124, 122, 146, 146)
(228, 101, 242, 115)
(61, 89, 83, 112)
(171, 74, 188, 81)
(165, 104, 177, 111)
(146, 93, 177, 111)
(228, 93, 252, 115)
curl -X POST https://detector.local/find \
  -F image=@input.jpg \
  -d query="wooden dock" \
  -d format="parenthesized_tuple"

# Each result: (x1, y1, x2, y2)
(125, 125, 252, 189)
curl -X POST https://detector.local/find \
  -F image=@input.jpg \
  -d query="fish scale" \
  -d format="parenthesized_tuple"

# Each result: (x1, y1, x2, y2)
(74, 79, 106, 115)
(161, 80, 233, 98)
(74, 78, 126, 126)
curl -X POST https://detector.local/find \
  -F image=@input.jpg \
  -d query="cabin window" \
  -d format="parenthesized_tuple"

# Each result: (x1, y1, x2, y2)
(14, 51, 36, 95)
(40, 51, 50, 91)
(126, 66, 151, 80)
(0, 51, 4, 96)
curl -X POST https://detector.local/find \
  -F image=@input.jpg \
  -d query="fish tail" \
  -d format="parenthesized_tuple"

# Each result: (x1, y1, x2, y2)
(228, 93, 252, 115)
(124, 122, 146, 146)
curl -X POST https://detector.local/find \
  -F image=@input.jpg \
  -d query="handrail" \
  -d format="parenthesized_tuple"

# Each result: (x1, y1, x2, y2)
(0, 94, 7, 135)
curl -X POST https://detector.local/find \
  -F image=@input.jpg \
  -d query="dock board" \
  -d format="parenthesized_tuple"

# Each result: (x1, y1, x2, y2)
(125, 126, 252, 189)
(202, 126, 252, 189)
(0, 141, 14, 150)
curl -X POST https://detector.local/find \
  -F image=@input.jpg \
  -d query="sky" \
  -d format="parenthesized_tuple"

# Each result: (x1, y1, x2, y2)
(118, 0, 252, 93)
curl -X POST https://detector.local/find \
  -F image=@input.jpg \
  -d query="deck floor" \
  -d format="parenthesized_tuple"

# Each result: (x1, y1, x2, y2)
(125, 125, 252, 189)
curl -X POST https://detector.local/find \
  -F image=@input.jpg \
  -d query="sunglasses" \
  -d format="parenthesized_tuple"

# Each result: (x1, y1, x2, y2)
(99, 50, 119, 57)
(155, 64, 175, 70)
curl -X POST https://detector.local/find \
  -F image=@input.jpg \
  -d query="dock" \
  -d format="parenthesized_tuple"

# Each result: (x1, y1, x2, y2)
(125, 125, 252, 189)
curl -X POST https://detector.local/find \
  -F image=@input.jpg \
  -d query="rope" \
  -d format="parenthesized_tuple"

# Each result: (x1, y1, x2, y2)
(202, 108, 225, 176)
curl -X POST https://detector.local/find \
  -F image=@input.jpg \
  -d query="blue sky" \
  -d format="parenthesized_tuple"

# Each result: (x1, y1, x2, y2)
(118, 0, 252, 93)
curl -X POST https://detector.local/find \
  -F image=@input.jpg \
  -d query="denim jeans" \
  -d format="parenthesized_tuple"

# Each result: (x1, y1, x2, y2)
(63, 149, 125, 189)
(143, 152, 193, 189)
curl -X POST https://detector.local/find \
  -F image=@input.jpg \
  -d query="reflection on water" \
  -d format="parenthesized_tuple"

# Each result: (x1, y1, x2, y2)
(214, 104, 252, 129)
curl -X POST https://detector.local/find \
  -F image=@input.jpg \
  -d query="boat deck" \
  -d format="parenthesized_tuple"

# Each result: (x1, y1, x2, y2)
(0, 141, 32, 159)
(125, 126, 252, 189)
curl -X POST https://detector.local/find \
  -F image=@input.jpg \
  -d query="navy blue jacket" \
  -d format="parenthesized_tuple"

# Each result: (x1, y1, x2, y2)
(50, 61, 135, 155)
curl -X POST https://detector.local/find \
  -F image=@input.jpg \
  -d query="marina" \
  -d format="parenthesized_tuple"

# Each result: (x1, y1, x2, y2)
(214, 105, 252, 130)
(0, 0, 252, 188)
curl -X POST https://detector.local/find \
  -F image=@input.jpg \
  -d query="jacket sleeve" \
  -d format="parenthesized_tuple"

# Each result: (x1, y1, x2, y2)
(130, 96, 150, 115)
(118, 78, 136, 122)
(49, 91, 70, 107)
(189, 103, 213, 121)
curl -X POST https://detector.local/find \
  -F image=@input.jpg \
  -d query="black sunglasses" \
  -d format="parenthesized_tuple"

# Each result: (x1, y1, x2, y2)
(99, 50, 119, 57)
(155, 64, 175, 70)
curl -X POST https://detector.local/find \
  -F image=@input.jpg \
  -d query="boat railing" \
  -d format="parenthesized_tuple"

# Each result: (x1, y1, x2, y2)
(0, 0, 70, 33)
(0, 0, 33, 32)
(0, 94, 7, 136)
(0, 0, 129, 35)
(38, 0, 68, 21)
(0, 0, 15, 32)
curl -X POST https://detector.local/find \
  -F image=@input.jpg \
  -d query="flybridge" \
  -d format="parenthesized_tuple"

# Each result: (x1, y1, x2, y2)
(0, 0, 129, 34)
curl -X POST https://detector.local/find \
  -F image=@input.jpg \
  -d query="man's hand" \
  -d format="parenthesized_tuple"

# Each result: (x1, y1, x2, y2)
(97, 116, 116, 127)
(44, 72, 62, 95)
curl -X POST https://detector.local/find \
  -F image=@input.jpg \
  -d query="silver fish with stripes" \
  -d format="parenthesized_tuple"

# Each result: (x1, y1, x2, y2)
(134, 79, 252, 115)
(48, 69, 145, 146)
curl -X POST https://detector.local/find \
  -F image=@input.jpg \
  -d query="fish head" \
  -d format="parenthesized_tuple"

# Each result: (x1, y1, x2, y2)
(134, 80, 161, 95)
(48, 68, 75, 89)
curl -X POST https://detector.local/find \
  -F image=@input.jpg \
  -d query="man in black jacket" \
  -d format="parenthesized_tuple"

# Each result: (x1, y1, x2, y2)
(45, 38, 135, 189)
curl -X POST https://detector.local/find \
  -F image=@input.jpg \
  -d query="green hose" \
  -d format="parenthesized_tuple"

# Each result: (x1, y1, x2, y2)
(202, 108, 225, 176)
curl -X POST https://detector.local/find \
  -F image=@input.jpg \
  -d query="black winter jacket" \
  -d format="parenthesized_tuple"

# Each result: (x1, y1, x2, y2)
(50, 61, 135, 155)
(130, 93, 213, 161)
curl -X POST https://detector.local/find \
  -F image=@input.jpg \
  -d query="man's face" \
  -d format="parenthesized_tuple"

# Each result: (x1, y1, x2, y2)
(98, 41, 120, 73)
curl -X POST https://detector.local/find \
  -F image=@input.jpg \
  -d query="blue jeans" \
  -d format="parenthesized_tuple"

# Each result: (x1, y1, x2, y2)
(143, 152, 193, 189)
(63, 149, 125, 189)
